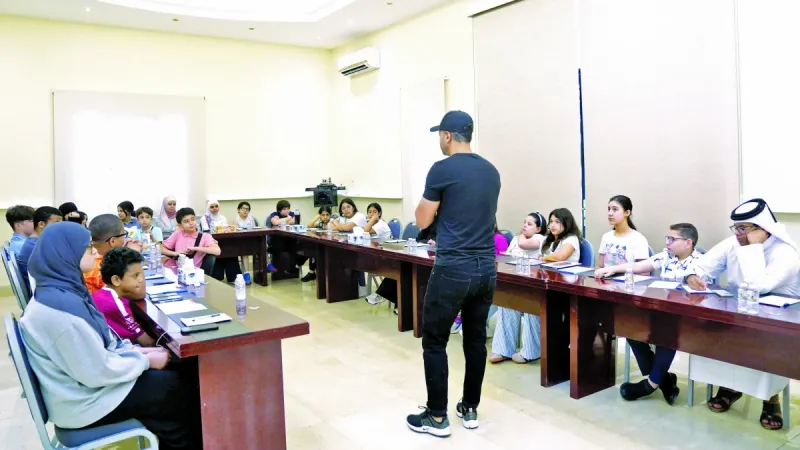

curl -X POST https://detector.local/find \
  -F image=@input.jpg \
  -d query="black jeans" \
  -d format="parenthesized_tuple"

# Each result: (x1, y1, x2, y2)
(627, 339, 676, 385)
(211, 257, 241, 282)
(376, 278, 398, 304)
(422, 259, 496, 417)
(84, 369, 202, 450)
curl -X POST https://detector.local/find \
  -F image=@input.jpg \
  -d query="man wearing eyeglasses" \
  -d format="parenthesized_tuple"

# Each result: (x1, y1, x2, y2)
(685, 198, 799, 430)
(84, 214, 143, 295)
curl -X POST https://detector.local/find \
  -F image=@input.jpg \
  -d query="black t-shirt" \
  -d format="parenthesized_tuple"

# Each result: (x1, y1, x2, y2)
(422, 153, 501, 266)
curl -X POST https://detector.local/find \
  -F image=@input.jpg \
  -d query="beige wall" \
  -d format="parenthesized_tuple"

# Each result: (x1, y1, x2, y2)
(330, 1, 475, 199)
(0, 15, 332, 207)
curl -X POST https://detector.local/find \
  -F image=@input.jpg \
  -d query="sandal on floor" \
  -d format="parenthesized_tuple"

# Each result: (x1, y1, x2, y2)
(707, 388, 743, 413)
(760, 401, 783, 430)
(511, 353, 539, 364)
(488, 353, 510, 364)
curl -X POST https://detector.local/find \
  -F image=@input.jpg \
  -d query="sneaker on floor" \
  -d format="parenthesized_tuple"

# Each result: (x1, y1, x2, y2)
(450, 316, 462, 334)
(267, 263, 277, 273)
(406, 408, 451, 437)
(365, 293, 387, 305)
(456, 399, 479, 429)
(301, 272, 317, 282)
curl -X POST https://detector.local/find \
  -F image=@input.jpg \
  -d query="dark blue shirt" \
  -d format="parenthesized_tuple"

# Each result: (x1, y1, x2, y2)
(267, 211, 295, 226)
(423, 153, 500, 266)
(16, 236, 37, 292)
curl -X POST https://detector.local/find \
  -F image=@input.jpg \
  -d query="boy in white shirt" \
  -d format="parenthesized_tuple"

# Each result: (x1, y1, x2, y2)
(595, 223, 700, 405)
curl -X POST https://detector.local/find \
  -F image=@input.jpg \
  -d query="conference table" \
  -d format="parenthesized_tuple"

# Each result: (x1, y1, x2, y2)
(130, 272, 309, 450)
(232, 228, 800, 401)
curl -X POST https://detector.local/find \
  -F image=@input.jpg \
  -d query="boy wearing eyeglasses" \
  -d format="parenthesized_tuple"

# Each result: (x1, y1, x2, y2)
(684, 198, 799, 431)
(84, 214, 142, 294)
(595, 223, 701, 281)
(594, 222, 700, 405)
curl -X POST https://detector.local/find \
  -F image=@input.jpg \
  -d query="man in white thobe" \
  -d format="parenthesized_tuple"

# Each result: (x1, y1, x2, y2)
(685, 198, 800, 430)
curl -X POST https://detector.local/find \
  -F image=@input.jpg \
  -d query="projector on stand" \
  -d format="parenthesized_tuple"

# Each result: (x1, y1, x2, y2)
(306, 178, 346, 207)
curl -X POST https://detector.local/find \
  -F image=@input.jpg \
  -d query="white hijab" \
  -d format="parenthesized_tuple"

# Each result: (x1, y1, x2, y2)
(204, 200, 227, 227)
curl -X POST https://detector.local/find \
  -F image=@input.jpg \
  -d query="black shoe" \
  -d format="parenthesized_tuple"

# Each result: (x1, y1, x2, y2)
(301, 272, 316, 282)
(456, 399, 478, 429)
(619, 379, 657, 401)
(406, 407, 451, 437)
(660, 372, 680, 406)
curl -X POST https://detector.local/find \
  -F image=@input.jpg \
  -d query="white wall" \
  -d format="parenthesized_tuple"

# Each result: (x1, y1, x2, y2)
(0, 15, 332, 207)
(330, 1, 475, 200)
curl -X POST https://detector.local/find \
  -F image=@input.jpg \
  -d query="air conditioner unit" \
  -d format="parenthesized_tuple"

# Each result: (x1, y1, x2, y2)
(337, 47, 380, 77)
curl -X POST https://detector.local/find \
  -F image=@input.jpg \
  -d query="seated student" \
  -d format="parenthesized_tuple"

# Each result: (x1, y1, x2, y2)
(199, 200, 228, 232)
(117, 201, 138, 234)
(85, 214, 140, 295)
(596, 195, 650, 268)
(155, 196, 178, 240)
(5, 205, 35, 256)
(268, 200, 296, 227)
(506, 212, 548, 257)
(596, 223, 701, 405)
(493, 220, 509, 255)
(17, 206, 62, 292)
(66, 211, 88, 228)
(235, 201, 259, 229)
(160, 207, 221, 269)
(93, 247, 154, 347)
(132, 207, 164, 246)
(293, 206, 334, 283)
(685, 199, 799, 430)
(363, 203, 392, 239)
(366, 220, 438, 314)
(59, 202, 82, 223)
(19, 221, 201, 450)
(490, 209, 582, 364)
(329, 198, 367, 232)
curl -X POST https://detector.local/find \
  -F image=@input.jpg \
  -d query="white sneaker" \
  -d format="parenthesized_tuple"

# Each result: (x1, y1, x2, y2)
(366, 293, 387, 305)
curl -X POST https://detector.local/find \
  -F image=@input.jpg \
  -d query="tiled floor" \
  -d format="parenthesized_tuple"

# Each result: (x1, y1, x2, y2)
(3, 278, 800, 449)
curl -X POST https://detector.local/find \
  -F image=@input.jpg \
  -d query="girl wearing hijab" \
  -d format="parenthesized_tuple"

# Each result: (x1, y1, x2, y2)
(19, 222, 200, 449)
(199, 200, 228, 232)
(155, 196, 178, 240)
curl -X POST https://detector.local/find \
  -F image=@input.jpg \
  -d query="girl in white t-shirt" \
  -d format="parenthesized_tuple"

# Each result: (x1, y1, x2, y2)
(539, 208, 582, 263)
(597, 195, 650, 268)
(490, 212, 548, 364)
(329, 198, 368, 232)
(363, 203, 392, 239)
(505, 212, 548, 257)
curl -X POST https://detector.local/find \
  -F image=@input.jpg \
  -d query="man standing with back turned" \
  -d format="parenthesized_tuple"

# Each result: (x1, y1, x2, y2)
(406, 111, 501, 437)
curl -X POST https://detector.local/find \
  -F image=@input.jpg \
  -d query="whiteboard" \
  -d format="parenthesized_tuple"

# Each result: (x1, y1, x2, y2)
(53, 91, 206, 219)
(400, 80, 446, 223)
(739, 0, 800, 212)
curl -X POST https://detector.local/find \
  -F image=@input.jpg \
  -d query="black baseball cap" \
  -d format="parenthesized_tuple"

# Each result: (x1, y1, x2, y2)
(430, 110, 474, 135)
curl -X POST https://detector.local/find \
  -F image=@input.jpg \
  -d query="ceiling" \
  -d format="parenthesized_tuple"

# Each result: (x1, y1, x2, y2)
(0, 0, 459, 48)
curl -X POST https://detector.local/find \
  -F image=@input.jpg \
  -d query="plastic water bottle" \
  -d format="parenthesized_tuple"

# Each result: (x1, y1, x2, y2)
(624, 267, 635, 292)
(747, 283, 760, 315)
(737, 282, 749, 313)
(406, 238, 415, 253)
(177, 254, 187, 284)
(235, 274, 247, 320)
(153, 245, 163, 275)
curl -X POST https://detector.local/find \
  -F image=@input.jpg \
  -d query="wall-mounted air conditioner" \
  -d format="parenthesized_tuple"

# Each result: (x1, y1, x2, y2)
(337, 47, 380, 77)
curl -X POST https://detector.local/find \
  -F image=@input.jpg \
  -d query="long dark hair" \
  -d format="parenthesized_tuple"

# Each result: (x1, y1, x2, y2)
(541, 208, 581, 256)
(529, 212, 547, 235)
(366, 202, 383, 219)
(339, 198, 358, 216)
(318, 205, 332, 215)
(609, 195, 636, 230)
(117, 201, 134, 218)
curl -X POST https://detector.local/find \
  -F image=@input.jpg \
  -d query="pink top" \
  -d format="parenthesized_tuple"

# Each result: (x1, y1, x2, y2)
(162, 229, 216, 268)
(494, 233, 509, 255)
(92, 287, 143, 342)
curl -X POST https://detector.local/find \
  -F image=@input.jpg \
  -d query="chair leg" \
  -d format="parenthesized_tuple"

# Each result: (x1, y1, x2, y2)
(366, 274, 374, 296)
(623, 340, 630, 383)
(783, 384, 791, 430)
(688, 379, 695, 407)
(706, 384, 714, 402)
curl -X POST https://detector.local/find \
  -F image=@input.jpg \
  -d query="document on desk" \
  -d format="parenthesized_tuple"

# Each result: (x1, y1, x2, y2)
(759, 295, 800, 308)
(157, 299, 207, 315)
(557, 266, 594, 275)
(611, 274, 652, 283)
(647, 280, 680, 290)
(145, 274, 165, 280)
(680, 285, 714, 294)
(146, 283, 183, 295)
(541, 261, 581, 270)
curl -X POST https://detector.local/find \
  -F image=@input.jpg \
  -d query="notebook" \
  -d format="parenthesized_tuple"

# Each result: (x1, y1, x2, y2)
(759, 295, 800, 308)
(542, 261, 581, 270)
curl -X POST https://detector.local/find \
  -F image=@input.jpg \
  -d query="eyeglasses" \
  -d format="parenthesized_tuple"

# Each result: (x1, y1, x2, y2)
(100, 232, 127, 243)
(729, 224, 760, 235)
(665, 236, 688, 244)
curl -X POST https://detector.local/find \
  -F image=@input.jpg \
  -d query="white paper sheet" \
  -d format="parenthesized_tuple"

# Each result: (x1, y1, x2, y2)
(681, 285, 714, 294)
(157, 300, 207, 315)
(759, 295, 800, 308)
(611, 274, 652, 283)
(557, 266, 594, 275)
(542, 261, 581, 270)
(647, 280, 680, 290)
(146, 283, 183, 295)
